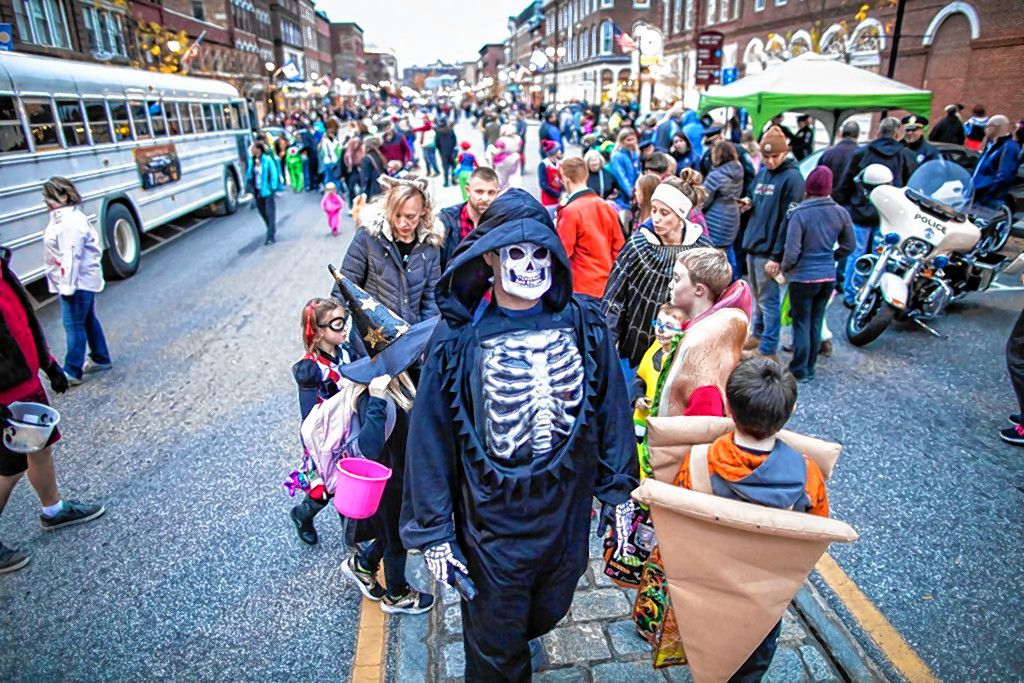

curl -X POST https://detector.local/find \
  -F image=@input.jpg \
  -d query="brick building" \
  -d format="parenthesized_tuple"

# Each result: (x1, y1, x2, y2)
(660, 0, 1024, 123)
(330, 22, 365, 83)
(269, 0, 304, 77)
(365, 47, 399, 85)
(298, 0, 320, 77)
(314, 10, 331, 79)
(506, 1, 546, 107)
(0, 0, 134, 63)
(539, 0, 660, 104)
(477, 43, 507, 79)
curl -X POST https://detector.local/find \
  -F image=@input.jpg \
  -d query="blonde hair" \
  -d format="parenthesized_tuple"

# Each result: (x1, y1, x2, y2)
(42, 176, 82, 207)
(670, 169, 708, 207)
(350, 371, 417, 413)
(677, 247, 733, 301)
(383, 181, 434, 236)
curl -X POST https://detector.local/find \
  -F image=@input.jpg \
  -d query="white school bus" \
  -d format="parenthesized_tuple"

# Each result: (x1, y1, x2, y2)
(0, 51, 252, 286)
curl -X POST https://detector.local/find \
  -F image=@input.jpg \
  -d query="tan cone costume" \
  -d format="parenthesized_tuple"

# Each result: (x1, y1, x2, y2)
(634, 416, 858, 682)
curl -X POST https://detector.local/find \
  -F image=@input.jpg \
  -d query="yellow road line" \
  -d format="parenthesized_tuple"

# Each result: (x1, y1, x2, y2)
(350, 595, 388, 683)
(816, 553, 938, 682)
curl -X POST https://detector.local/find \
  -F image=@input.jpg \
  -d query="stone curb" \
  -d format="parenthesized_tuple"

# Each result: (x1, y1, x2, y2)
(793, 581, 890, 682)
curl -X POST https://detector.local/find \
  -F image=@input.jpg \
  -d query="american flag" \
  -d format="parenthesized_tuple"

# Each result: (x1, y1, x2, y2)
(613, 24, 637, 54)
(180, 30, 205, 68)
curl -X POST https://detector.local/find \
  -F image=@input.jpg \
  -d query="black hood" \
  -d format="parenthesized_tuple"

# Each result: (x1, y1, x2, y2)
(866, 137, 905, 159)
(437, 188, 573, 325)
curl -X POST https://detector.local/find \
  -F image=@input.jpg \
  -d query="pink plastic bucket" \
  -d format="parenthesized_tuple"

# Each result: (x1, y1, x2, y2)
(333, 458, 392, 519)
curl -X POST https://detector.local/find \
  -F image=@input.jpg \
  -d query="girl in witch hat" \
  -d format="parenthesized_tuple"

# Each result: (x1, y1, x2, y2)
(287, 297, 357, 545)
(323, 269, 439, 614)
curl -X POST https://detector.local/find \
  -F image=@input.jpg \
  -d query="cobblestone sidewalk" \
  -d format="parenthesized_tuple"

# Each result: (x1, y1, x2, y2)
(393, 521, 844, 682)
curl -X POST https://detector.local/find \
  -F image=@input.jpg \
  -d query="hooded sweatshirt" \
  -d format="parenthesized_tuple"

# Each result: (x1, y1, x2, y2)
(741, 158, 805, 261)
(674, 432, 829, 517)
(835, 137, 918, 227)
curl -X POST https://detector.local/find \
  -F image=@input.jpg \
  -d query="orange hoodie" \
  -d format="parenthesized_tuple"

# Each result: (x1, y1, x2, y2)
(674, 432, 829, 517)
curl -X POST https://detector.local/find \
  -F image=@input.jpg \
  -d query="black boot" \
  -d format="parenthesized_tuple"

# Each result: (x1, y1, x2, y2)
(290, 495, 326, 545)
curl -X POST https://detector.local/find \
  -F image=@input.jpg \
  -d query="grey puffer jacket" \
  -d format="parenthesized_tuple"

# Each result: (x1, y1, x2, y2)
(335, 207, 446, 323)
(702, 160, 744, 247)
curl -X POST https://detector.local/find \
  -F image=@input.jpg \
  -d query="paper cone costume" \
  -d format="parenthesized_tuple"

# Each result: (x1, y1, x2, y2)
(635, 416, 858, 682)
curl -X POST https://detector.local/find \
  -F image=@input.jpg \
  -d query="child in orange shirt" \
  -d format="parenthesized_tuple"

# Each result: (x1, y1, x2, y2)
(673, 355, 828, 679)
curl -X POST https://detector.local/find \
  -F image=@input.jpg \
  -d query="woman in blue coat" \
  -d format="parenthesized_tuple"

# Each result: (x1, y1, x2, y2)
(246, 141, 281, 245)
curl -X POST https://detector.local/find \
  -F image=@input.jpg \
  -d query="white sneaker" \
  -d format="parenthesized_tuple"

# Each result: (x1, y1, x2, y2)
(83, 359, 113, 374)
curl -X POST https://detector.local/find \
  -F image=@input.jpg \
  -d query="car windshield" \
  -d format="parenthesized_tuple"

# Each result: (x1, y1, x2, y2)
(906, 159, 975, 213)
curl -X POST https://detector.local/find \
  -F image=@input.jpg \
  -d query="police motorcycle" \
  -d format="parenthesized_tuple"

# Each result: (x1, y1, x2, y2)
(846, 159, 1021, 346)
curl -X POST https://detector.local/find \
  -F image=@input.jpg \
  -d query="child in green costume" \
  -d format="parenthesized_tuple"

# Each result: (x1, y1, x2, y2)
(286, 146, 305, 193)
(453, 141, 477, 201)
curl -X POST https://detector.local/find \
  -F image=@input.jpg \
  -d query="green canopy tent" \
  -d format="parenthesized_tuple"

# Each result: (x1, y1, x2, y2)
(698, 53, 932, 141)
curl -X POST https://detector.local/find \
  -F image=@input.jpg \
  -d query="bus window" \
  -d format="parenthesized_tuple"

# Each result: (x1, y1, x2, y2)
(147, 100, 167, 137)
(225, 103, 241, 130)
(21, 98, 60, 150)
(166, 101, 182, 136)
(84, 101, 113, 144)
(0, 96, 28, 154)
(203, 104, 217, 131)
(129, 100, 152, 139)
(109, 100, 131, 142)
(55, 99, 88, 147)
(190, 103, 205, 132)
(179, 102, 195, 134)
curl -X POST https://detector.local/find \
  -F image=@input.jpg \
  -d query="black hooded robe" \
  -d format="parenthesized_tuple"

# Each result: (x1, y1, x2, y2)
(401, 189, 638, 682)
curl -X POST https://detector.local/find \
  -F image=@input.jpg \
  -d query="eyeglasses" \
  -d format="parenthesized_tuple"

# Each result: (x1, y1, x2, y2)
(651, 319, 683, 334)
(320, 315, 349, 332)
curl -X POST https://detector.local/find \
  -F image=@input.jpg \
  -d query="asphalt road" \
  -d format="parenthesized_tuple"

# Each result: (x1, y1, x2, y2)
(1, 118, 1021, 681)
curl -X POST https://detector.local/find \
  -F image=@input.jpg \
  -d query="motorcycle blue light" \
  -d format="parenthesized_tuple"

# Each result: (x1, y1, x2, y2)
(885, 232, 900, 245)
(934, 255, 949, 269)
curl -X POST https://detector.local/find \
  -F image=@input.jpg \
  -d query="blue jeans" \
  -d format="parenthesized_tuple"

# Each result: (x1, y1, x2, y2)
(725, 245, 739, 283)
(747, 255, 782, 355)
(843, 224, 875, 304)
(422, 145, 439, 175)
(60, 290, 111, 379)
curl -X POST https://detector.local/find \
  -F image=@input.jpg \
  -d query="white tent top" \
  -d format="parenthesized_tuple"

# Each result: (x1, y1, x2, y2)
(698, 53, 933, 138)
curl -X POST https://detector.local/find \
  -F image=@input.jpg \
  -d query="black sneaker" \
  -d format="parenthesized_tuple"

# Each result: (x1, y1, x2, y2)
(380, 588, 434, 615)
(1009, 414, 1024, 427)
(0, 543, 30, 575)
(1000, 425, 1024, 446)
(39, 499, 105, 531)
(341, 556, 386, 601)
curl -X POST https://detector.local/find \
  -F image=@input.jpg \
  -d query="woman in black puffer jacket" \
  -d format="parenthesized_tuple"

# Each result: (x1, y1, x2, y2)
(335, 176, 445, 324)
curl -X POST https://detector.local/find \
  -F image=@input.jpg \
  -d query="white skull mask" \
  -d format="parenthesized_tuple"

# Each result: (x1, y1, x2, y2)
(499, 242, 553, 300)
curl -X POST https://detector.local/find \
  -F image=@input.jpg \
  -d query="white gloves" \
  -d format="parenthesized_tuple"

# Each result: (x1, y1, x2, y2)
(424, 541, 469, 586)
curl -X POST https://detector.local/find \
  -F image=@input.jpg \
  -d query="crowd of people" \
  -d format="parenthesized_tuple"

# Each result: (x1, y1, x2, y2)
(2, 88, 1023, 681)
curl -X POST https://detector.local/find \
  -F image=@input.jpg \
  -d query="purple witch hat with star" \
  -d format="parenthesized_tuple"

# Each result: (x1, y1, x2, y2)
(328, 264, 439, 384)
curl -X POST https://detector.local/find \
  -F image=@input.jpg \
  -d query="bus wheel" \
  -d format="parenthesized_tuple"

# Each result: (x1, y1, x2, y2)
(222, 172, 239, 215)
(101, 204, 141, 280)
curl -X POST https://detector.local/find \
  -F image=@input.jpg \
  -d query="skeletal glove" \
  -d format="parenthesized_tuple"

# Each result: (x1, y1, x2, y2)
(603, 500, 636, 560)
(424, 541, 470, 587)
(0, 403, 11, 428)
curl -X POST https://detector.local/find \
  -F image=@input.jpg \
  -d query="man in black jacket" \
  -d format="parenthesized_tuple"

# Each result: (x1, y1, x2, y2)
(817, 120, 861, 199)
(791, 114, 815, 161)
(901, 116, 940, 165)
(835, 117, 919, 305)
(741, 126, 805, 360)
(929, 104, 966, 145)
(437, 167, 500, 271)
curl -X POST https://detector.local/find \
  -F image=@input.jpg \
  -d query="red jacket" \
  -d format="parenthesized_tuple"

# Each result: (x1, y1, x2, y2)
(556, 189, 625, 298)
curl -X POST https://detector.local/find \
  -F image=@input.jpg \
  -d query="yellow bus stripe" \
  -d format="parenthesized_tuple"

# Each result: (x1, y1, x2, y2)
(816, 553, 938, 682)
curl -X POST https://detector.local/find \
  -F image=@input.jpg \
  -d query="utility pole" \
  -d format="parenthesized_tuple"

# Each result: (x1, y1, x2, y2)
(886, 0, 907, 79)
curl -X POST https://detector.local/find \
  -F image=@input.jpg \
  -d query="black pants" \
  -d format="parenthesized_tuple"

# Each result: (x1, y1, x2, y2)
(358, 505, 408, 596)
(789, 281, 833, 380)
(729, 620, 782, 682)
(254, 193, 276, 242)
(1007, 307, 1024, 414)
(440, 154, 455, 186)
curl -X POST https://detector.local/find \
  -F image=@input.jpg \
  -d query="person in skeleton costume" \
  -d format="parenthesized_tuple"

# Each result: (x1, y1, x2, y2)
(401, 189, 638, 681)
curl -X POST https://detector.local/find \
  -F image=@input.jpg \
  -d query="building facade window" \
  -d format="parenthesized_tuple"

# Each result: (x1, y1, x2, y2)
(754, 0, 765, 10)
(14, 0, 72, 49)
(191, 0, 204, 21)
(706, 0, 717, 24)
(720, 0, 730, 22)
(601, 0, 614, 8)
(634, 0, 650, 7)
(774, 0, 786, 5)
(600, 20, 613, 54)
(82, 3, 127, 57)
(280, 19, 301, 47)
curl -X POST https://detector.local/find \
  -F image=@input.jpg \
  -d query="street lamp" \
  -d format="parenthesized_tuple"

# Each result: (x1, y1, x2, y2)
(167, 39, 181, 54)
(544, 46, 566, 108)
(310, 71, 319, 81)
(264, 61, 275, 72)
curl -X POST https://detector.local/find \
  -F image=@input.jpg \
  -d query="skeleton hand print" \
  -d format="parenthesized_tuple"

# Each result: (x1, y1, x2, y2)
(481, 329, 584, 460)
(424, 542, 469, 586)
(613, 500, 636, 559)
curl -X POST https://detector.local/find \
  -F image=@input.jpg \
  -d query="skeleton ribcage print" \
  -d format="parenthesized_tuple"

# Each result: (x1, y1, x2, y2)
(480, 329, 584, 460)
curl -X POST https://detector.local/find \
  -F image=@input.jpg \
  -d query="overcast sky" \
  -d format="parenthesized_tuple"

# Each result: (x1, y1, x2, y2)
(317, 0, 527, 71)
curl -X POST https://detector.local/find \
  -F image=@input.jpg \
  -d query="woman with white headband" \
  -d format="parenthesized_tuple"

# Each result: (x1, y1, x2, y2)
(603, 176, 712, 382)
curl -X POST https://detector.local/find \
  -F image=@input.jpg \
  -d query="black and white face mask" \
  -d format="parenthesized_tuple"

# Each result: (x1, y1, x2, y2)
(499, 242, 552, 300)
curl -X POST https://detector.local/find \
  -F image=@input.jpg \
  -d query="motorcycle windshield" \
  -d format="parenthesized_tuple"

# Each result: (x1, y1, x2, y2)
(906, 159, 975, 213)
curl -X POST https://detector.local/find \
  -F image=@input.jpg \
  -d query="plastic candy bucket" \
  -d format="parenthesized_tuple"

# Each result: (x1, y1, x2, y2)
(3, 402, 60, 454)
(333, 458, 392, 519)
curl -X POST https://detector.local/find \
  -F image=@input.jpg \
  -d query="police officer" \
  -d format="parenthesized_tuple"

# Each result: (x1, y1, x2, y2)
(901, 116, 940, 165)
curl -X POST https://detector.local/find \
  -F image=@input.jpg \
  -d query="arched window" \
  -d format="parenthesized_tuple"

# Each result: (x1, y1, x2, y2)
(600, 20, 613, 54)
(591, 25, 598, 56)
